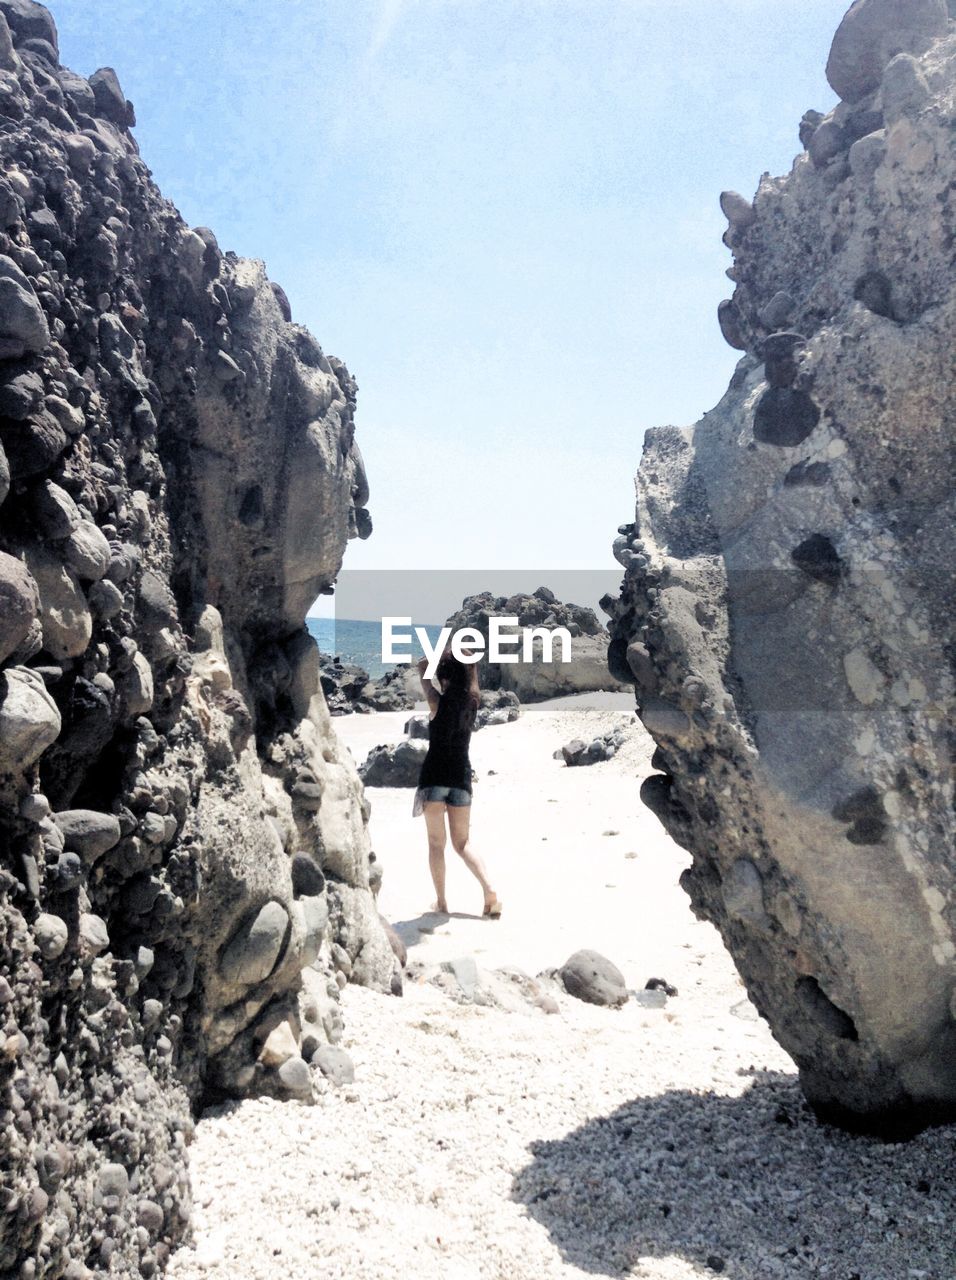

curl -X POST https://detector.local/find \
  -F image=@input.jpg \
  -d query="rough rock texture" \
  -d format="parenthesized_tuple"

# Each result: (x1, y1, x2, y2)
(555, 722, 630, 767)
(359, 739, 428, 788)
(318, 652, 372, 715)
(444, 588, 624, 702)
(607, 2, 956, 1135)
(0, 4, 391, 1274)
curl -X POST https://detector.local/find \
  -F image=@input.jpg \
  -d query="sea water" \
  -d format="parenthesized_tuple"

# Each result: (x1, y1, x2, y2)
(306, 617, 443, 680)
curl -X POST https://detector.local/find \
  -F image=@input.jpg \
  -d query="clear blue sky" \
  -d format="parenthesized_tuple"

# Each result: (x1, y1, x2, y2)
(53, 0, 844, 578)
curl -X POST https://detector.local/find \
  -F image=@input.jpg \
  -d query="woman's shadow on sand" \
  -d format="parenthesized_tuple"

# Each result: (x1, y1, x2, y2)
(512, 1071, 956, 1279)
(392, 910, 484, 950)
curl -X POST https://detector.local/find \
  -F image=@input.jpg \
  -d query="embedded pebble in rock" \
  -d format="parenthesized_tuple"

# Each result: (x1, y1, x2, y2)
(61, 520, 111, 580)
(825, 0, 948, 103)
(219, 901, 290, 988)
(28, 478, 79, 539)
(0, 550, 38, 663)
(53, 809, 121, 860)
(0, 252, 50, 354)
(0, 664, 61, 772)
(33, 911, 68, 959)
(78, 912, 110, 957)
(719, 189, 755, 231)
(23, 542, 91, 659)
(88, 576, 124, 619)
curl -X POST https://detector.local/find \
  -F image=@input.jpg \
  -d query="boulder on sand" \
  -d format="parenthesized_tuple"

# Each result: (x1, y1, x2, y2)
(558, 950, 628, 1008)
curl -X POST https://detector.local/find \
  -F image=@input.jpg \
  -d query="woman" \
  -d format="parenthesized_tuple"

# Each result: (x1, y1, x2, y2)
(413, 649, 501, 918)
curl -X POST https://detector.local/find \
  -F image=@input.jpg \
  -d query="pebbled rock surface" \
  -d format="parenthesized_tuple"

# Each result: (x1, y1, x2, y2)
(0, 3, 391, 1275)
(607, 1, 956, 1135)
(445, 588, 625, 702)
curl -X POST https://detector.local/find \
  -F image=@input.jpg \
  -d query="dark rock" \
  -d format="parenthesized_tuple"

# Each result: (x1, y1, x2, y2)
(404, 712, 429, 740)
(475, 688, 521, 729)
(0, 254, 49, 354)
(559, 724, 628, 766)
(0, 17, 392, 1274)
(791, 534, 843, 586)
(28, 205, 61, 244)
(717, 299, 747, 351)
(854, 269, 894, 318)
(353, 506, 372, 539)
(799, 109, 825, 148)
(752, 387, 821, 447)
(1, 410, 68, 476)
(0, 0, 57, 55)
(89, 66, 133, 127)
(29, 478, 79, 538)
(58, 68, 95, 114)
(559, 950, 628, 1008)
(784, 460, 831, 487)
(0, 369, 44, 418)
(359, 739, 428, 787)
(319, 652, 371, 714)
(808, 119, 849, 168)
(290, 853, 324, 898)
(270, 281, 292, 321)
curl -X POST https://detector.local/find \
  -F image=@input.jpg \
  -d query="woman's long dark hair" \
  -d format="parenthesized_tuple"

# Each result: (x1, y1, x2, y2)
(435, 647, 480, 732)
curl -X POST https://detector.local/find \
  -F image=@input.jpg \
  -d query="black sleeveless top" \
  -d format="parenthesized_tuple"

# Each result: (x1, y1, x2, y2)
(418, 688, 476, 791)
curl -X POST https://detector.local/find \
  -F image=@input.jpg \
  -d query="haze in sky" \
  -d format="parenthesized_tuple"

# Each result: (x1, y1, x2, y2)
(53, 0, 844, 580)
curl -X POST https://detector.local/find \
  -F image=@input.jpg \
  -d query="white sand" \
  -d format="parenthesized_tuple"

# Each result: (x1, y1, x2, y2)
(169, 695, 956, 1280)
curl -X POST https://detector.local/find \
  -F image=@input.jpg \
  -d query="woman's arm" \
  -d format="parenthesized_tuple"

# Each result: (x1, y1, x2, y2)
(417, 656, 440, 719)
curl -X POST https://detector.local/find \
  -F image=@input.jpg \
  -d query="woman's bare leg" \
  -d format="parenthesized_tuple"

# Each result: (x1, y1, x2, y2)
(447, 805, 497, 910)
(423, 803, 448, 912)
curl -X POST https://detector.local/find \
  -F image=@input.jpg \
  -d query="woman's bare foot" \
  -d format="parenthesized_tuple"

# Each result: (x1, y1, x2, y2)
(483, 896, 502, 919)
(431, 899, 448, 915)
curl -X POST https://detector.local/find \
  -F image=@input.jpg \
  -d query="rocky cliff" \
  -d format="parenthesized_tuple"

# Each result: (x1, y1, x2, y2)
(445, 589, 624, 702)
(608, 0, 956, 1136)
(0, 1, 393, 1274)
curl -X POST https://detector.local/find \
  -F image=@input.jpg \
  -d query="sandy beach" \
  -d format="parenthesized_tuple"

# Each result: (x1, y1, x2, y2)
(169, 695, 956, 1280)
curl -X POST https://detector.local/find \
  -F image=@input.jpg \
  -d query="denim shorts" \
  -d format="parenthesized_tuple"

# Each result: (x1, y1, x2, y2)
(413, 786, 472, 816)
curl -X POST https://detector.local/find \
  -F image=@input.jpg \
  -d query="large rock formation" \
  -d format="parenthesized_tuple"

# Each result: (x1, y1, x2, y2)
(0, 2, 392, 1274)
(445, 588, 625, 702)
(607, 0, 956, 1136)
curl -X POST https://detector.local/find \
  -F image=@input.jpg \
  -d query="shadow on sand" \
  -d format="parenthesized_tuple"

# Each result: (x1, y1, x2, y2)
(512, 1071, 956, 1279)
(392, 910, 485, 951)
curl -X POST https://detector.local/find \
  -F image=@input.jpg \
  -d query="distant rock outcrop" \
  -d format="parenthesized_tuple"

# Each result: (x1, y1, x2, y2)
(608, 0, 956, 1135)
(445, 588, 625, 702)
(0, 2, 390, 1273)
